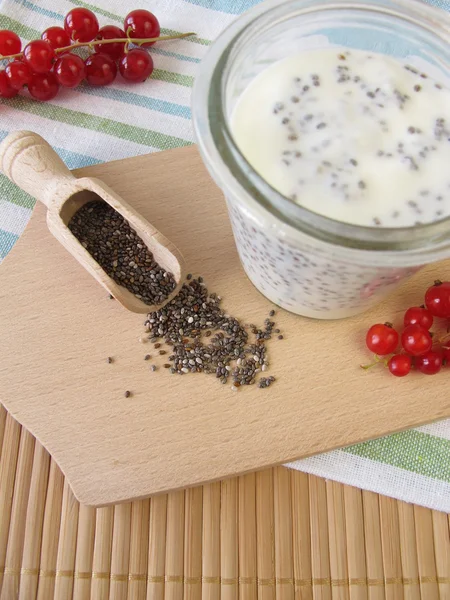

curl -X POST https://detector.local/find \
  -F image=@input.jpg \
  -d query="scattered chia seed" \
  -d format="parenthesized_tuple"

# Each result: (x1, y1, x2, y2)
(151, 365, 157, 371)
(107, 357, 113, 364)
(68, 200, 176, 306)
(144, 354, 151, 360)
(124, 391, 131, 398)
(109, 294, 114, 300)
(258, 377, 276, 389)
(414, 85, 421, 92)
(143, 277, 278, 390)
(158, 350, 167, 355)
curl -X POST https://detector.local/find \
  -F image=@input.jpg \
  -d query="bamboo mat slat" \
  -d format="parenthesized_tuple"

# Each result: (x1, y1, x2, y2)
(73, 503, 95, 600)
(291, 471, 312, 600)
(147, 495, 167, 600)
(0, 412, 450, 600)
(221, 478, 238, 600)
(397, 501, 420, 600)
(128, 499, 150, 600)
(361, 492, 385, 600)
(202, 482, 220, 600)
(343, 485, 367, 600)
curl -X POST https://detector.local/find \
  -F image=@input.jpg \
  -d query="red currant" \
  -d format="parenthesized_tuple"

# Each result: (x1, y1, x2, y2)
(41, 26, 71, 51)
(442, 347, 450, 365)
(415, 350, 443, 375)
(403, 306, 433, 330)
(388, 354, 412, 377)
(124, 9, 160, 47)
(95, 25, 126, 60)
(54, 54, 85, 88)
(23, 40, 55, 73)
(366, 323, 399, 355)
(0, 30, 21, 56)
(119, 48, 153, 82)
(28, 71, 59, 101)
(425, 281, 450, 319)
(5, 60, 32, 90)
(0, 70, 18, 98)
(64, 7, 99, 43)
(85, 53, 117, 86)
(401, 324, 432, 356)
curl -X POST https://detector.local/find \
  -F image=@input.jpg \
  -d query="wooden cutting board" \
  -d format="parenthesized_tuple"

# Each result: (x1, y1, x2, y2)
(0, 145, 449, 507)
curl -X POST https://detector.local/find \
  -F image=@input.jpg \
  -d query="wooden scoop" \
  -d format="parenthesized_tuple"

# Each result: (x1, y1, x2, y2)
(0, 130, 185, 313)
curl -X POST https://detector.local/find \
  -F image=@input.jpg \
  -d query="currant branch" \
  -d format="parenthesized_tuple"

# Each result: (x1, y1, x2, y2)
(0, 31, 196, 62)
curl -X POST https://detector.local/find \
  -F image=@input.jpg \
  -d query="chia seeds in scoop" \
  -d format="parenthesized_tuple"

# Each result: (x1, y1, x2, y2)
(68, 200, 176, 306)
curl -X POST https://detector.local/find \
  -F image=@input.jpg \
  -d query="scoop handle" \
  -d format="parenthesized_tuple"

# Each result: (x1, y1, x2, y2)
(0, 130, 75, 209)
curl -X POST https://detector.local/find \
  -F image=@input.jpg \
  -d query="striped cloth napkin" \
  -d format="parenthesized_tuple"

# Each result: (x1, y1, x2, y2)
(1, 0, 450, 512)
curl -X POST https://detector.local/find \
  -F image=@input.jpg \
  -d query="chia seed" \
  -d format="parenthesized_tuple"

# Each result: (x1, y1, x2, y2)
(143, 277, 278, 390)
(68, 200, 176, 306)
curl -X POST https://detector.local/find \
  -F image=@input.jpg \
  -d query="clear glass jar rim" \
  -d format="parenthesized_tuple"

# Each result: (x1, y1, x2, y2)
(192, 0, 450, 255)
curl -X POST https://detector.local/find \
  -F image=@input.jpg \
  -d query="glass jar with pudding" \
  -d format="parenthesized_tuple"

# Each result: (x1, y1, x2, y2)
(193, 0, 450, 319)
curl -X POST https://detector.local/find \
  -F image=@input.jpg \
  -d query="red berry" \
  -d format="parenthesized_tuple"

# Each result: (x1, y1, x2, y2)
(415, 350, 443, 375)
(404, 306, 433, 330)
(23, 40, 55, 73)
(0, 30, 21, 56)
(401, 324, 432, 356)
(366, 323, 399, 355)
(54, 54, 85, 88)
(41, 26, 71, 51)
(425, 280, 450, 318)
(124, 9, 160, 47)
(388, 354, 412, 377)
(119, 48, 153, 82)
(0, 70, 18, 98)
(95, 25, 126, 60)
(442, 347, 450, 365)
(28, 71, 59, 101)
(85, 53, 117, 86)
(5, 60, 32, 90)
(64, 7, 99, 43)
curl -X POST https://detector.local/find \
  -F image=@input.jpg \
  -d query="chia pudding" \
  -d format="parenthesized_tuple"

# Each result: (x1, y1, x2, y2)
(231, 49, 450, 228)
(218, 48, 450, 319)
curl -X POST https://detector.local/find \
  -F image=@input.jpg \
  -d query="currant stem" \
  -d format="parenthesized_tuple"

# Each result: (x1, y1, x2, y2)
(360, 354, 389, 370)
(0, 32, 196, 61)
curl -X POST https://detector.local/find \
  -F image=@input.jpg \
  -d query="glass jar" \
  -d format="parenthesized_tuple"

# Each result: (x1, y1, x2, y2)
(192, 0, 450, 319)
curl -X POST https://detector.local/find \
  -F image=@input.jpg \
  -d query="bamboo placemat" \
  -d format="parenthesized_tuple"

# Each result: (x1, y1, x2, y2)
(1, 404, 450, 600)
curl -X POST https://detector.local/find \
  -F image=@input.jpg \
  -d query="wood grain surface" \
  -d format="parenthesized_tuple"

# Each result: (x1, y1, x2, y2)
(0, 145, 449, 506)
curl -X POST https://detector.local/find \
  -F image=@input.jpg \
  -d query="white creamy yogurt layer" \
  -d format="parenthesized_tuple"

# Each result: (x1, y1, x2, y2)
(231, 48, 450, 228)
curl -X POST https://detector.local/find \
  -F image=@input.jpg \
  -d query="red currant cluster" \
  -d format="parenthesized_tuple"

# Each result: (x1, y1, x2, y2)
(364, 280, 450, 377)
(0, 8, 193, 101)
